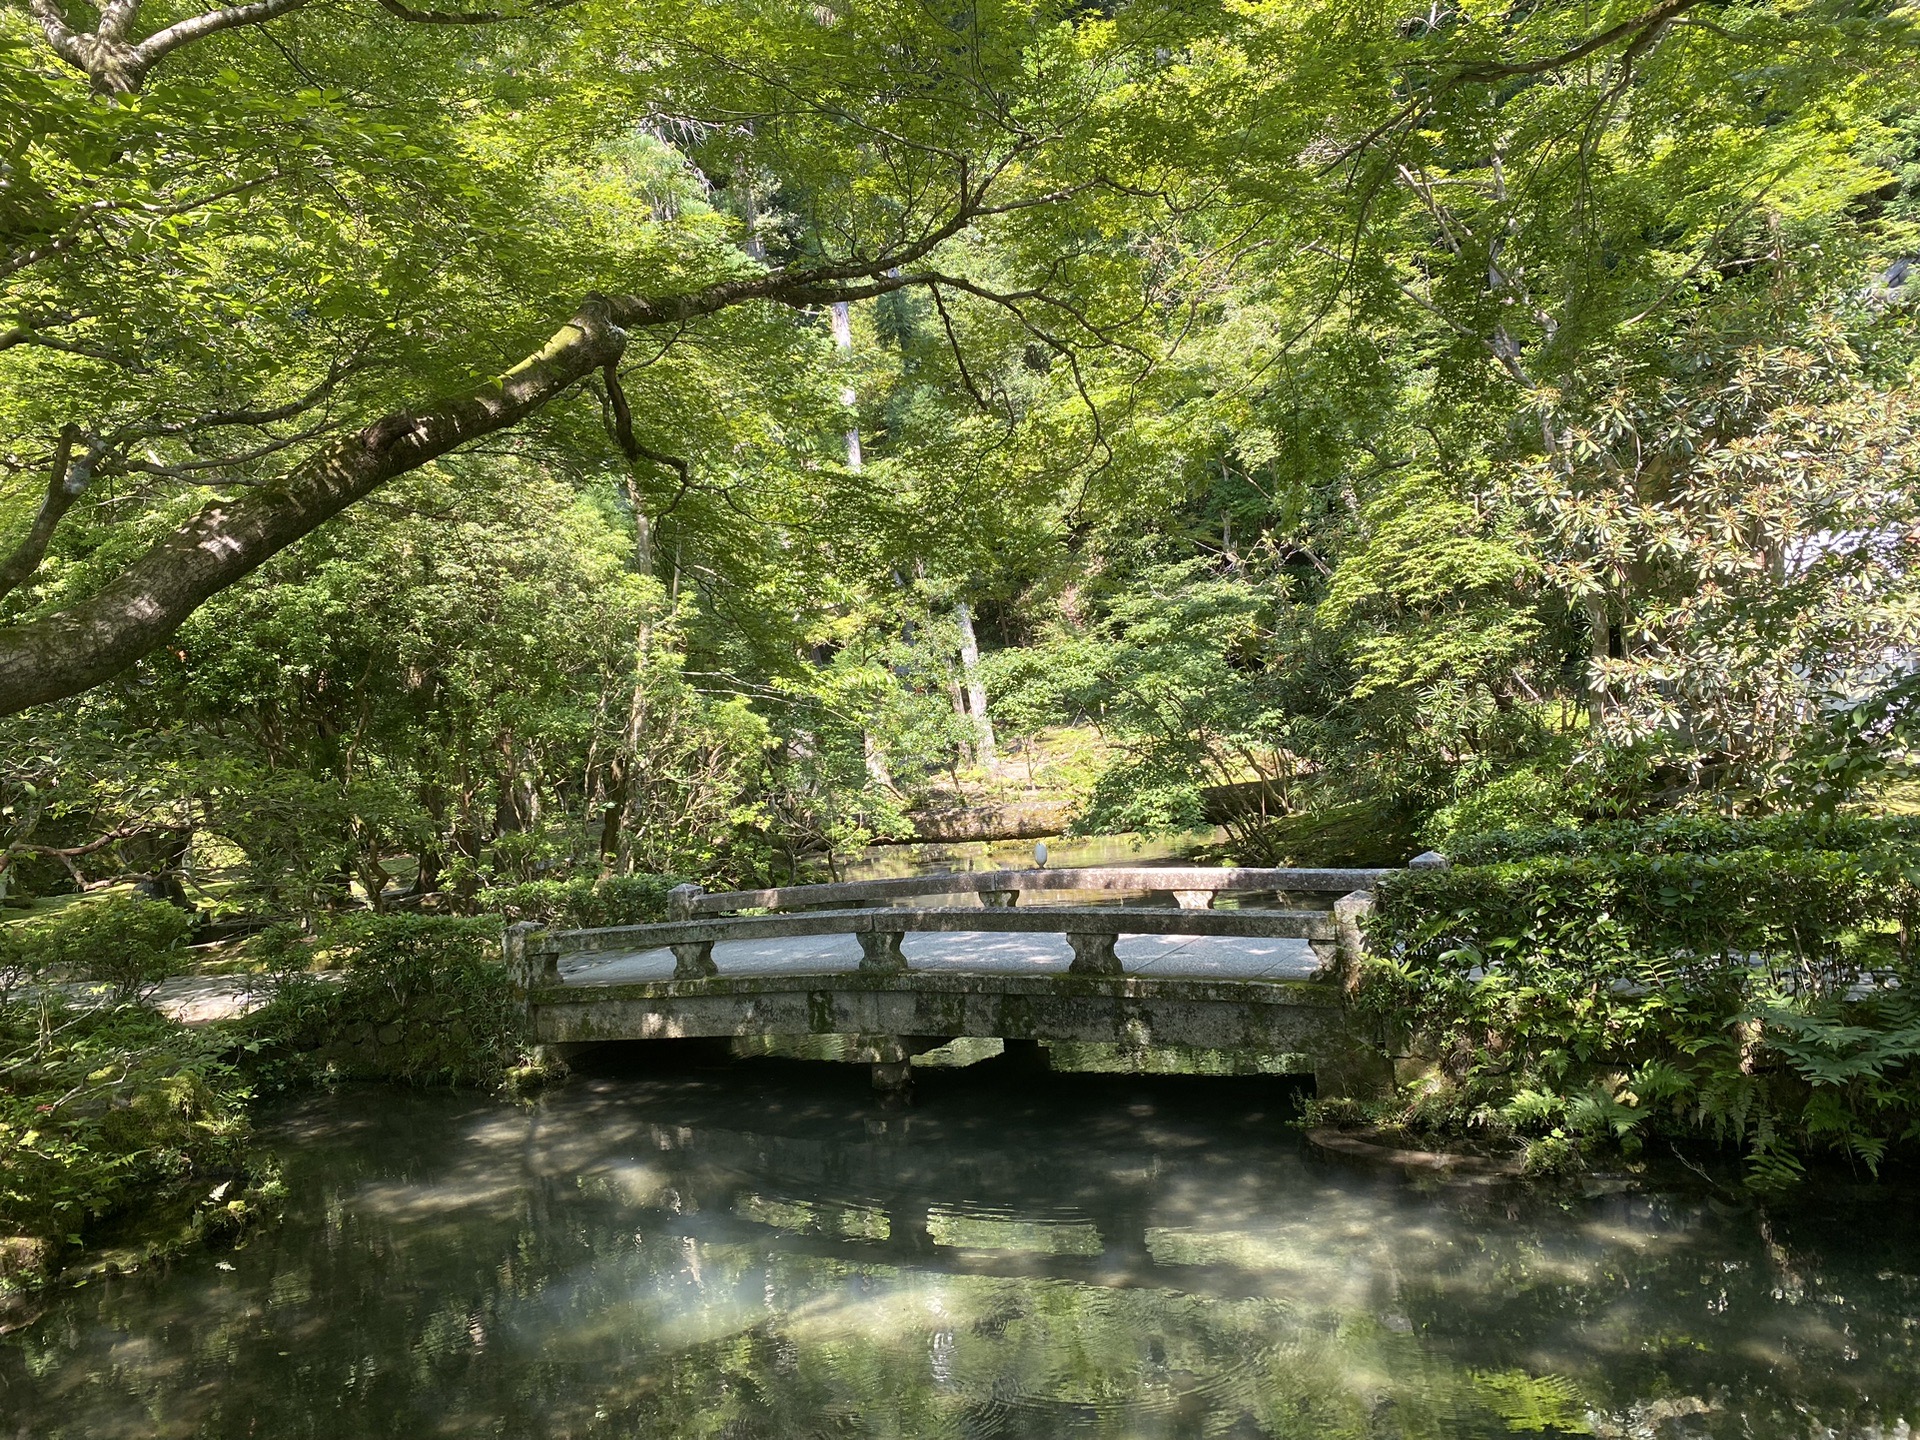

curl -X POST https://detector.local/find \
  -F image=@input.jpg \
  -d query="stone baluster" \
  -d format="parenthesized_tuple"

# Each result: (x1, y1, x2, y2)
(666, 884, 715, 978)
(671, 941, 718, 979)
(1066, 931, 1120, 975)
(858, 925, 909, 974)
(1331, 889, 1374, 991)
(1170, 889, 1214, 910)
(978, 889, 1018, 908)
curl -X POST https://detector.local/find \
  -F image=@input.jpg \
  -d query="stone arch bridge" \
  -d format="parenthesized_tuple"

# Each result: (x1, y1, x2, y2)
(507, 862, 1436, 1097)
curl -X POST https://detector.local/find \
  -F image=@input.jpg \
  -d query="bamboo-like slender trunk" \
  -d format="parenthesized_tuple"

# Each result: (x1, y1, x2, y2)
(955, 599, 996, 766)
(602, 492, 661, 878)
(832, 300, 893, 789)
(830, 301, 863, 471)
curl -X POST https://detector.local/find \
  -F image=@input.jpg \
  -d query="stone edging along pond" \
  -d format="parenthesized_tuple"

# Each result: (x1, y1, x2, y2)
(1305, 1127, 1528, 1181)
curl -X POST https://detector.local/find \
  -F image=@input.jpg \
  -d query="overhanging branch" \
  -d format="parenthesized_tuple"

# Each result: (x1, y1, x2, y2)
(0, 194, 1042, 713)
(0, 428, 109, 602)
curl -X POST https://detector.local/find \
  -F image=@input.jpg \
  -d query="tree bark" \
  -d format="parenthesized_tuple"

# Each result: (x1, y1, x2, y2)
(0, 296, 623, 713)
(954, 598, 996, 766)
(0, 426, 89, 601)
(830, 300, 863, 470)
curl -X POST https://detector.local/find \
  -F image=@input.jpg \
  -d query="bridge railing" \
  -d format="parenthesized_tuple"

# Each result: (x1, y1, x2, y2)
(666, 865, 1393, 919)
(507, 859, 1448, 990)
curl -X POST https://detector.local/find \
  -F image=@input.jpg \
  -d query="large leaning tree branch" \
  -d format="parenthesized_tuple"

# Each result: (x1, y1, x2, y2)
(1442, 0, 1703, 80)
(29, 0, 567, 92)
(31, 0, 314, 93)
(0, 185, 998, 714)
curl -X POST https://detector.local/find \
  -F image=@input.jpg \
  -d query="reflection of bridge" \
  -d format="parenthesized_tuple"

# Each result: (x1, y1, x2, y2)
(509, 864, 1423, 1097)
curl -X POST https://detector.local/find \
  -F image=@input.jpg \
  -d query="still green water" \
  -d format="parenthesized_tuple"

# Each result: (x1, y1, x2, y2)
(3, 1057, 1916, 1438)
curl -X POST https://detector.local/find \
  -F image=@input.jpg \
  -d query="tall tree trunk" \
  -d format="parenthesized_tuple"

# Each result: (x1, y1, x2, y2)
(832, 298, 894, 792)
(610, 503, 657, 877)
(830, 301, 863, 471)
(954, 599, 996, 766)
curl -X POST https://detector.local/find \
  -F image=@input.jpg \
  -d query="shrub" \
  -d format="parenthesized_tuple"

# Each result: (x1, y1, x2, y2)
(242, 914, 524, 1089)
(7, 896, 195, 1000)
(476, 872, 684, 929)
(0, 1001, 259, 1273)
(1238, 800, 1427, 867)
(1446, 812, 1920, 865)
(1362, 841, 1920, 1185)
(1424, 768, 1582, 851)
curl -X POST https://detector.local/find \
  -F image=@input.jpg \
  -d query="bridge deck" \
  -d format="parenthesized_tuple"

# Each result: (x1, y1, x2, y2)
(560, 931, 1324, 986)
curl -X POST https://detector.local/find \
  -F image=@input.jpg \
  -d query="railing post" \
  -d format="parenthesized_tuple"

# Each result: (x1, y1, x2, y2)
(667, 882, 706, 919)
(671, 941, 717, 979)
(1066, 931, 1120, 975)
(504, 921, 530, 991)
(858, 928, 908, 974)
(1331, 889, 1374, 991)
(859, 1035, 914, 1092)
(505, 922, 559, 991)
(1408, 851, 1449, 870)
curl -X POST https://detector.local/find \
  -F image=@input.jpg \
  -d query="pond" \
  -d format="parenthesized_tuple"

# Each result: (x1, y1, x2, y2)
(2, 1053, 1916, 1438)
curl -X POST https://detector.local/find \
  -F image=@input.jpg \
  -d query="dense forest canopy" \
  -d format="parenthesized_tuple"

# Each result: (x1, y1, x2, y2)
(3, 0, 1919, 907)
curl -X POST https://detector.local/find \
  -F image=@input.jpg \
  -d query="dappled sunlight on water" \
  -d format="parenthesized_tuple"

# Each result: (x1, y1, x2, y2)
(3, 1059, 1919, 1437)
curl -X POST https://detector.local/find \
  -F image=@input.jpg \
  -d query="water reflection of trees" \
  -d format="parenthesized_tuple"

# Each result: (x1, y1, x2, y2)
(3, 1073, 1918, 1438)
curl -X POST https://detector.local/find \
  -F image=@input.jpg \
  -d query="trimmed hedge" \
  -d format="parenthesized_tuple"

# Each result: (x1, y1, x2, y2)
(476, 872, 683, 929)
(1364, 840, 1920, 1184)
(1448, 813, 1920, 865)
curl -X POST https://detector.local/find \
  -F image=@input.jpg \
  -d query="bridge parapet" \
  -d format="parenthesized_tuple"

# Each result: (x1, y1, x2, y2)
(667, 864, 1389, 920)
(513, 865, 1388, 985)
(510, 864, 1406, 1095)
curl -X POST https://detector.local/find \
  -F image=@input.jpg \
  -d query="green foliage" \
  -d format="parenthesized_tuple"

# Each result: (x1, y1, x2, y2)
(1424, 768, 1585, 852)
(243, 915, 522, 1090)
(1448, 813, 1920, 865)
(4, 0, 1920, 1010)
(1239, 801, 1427, 868)
(1781, 671, 1920, 817)
(1363, 837, 1920, 1183)
(3, 896, 193, 1001)
(158, 468, 660, 906)
(477, 873, 684, 929)
(0, 925, 46, 1000)
(0, 1001, 257, 1271)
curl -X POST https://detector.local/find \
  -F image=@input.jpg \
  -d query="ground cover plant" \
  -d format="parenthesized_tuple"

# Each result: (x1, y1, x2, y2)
(0, 997, 267, 1296)
(0, 903, 541, 1296)
(477, 873, 685, 930)
(1363, 819, 1920, 1185)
